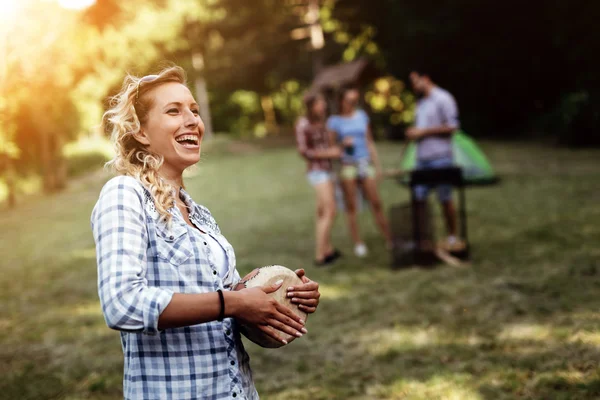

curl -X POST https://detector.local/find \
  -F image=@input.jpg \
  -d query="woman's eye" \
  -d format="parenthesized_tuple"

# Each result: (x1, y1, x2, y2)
(191, 109, 200, 115)
(167, 108, 179, 114)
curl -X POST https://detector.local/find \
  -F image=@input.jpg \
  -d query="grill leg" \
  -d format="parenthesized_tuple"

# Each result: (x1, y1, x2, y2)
(459, 186, 469, 258)
(411, 186, 420, 249)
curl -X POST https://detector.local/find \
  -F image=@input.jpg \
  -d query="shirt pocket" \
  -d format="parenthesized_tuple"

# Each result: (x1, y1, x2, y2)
(154, 222, 194, 266)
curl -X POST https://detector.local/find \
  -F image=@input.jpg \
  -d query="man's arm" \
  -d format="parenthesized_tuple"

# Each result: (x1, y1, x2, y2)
(406, 93, 459, 140)
(409, 125, 456, 138)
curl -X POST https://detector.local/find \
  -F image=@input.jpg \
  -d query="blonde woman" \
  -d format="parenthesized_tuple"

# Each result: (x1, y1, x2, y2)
(91, 66, 320, 399)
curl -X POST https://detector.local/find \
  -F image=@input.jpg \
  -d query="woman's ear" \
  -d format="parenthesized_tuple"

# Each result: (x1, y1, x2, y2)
(132, 129, 151, 146)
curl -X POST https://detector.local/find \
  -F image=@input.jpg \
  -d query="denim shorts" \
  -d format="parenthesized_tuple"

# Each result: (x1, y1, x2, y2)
(340, 164, 376, 180)
(413, 157, 454, 202)
(307, 170, 333, 186)
(340, 159, 376, 180)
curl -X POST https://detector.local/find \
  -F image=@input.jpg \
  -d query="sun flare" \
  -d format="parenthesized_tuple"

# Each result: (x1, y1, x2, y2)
(0, 0, 17, 17)
(0, 0, 96, 18)
(57, 0, 96, 10)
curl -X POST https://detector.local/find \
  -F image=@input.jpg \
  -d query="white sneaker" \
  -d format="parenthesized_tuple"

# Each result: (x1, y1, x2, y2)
(443, 236, 466, 251)
(447, 235, 458, 246)
(354, 243, 368, 257)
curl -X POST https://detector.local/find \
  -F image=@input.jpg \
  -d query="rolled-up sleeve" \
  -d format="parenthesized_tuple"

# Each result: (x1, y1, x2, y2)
(441, 94, 460, 129)
(91, 176, 173, 335)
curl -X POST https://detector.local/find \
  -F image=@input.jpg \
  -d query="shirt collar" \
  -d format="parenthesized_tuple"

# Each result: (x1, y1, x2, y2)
(178, 187, 194, 209)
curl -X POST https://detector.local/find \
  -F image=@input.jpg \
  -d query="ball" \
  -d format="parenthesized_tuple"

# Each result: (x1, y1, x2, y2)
(234, 265, 308, 348)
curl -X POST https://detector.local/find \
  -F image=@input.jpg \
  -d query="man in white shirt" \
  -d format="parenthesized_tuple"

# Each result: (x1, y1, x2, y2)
(406, 70, 460, 249)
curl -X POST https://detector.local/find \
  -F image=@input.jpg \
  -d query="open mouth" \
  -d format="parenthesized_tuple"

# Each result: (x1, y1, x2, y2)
(175, 133, 200, 148)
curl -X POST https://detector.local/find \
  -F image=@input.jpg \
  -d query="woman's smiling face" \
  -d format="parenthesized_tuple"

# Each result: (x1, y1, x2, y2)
(135, 82, 205, 176)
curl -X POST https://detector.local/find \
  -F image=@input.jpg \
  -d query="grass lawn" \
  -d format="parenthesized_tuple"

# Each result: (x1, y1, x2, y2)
(1, 138, 599, 399)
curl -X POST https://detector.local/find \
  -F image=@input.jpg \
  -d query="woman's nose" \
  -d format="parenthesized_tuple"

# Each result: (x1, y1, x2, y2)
(184, 109, 199, 127)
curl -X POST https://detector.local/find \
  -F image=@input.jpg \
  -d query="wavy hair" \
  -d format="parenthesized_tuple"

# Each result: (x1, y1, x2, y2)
(102, 65, 188, 224)
(303, 92, 326, 123)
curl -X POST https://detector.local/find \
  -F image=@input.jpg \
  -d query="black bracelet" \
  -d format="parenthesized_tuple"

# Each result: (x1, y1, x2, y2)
(217, 289, 225, 322)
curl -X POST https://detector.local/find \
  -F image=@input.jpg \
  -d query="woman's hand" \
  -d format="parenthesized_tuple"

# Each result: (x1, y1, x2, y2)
(375, 167, 384, 182)
(288, 269, 320, 313)
(230, 280, 307, 344)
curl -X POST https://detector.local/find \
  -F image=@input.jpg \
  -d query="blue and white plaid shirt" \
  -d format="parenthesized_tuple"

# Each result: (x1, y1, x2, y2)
(91, 176, 259, 400)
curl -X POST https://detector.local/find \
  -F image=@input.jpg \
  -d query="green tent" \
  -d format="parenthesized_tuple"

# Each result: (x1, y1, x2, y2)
(400, 131, 498, 185)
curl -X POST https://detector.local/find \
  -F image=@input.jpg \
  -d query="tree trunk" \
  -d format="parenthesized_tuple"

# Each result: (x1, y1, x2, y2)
(40, 131, 67, 193)
(54, 134, 67, 190)
(308, 0, 324, 76)
(6, 159, 16, 208)
(191, 51, 213, 140)
(261, 95, 279, 135)
(40, 129, 54, 193)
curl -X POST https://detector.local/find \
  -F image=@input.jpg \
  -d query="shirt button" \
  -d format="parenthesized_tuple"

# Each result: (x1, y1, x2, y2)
(213, 270, 217, 275)
(169, 235, 174, 240)
(226, 329, 231, 335)
(230, 360, 235, 366)
(232, 393, 237, 398)
(204, 241, 207, 245)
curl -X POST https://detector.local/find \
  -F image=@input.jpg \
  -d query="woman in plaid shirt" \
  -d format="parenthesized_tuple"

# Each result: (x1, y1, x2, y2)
(295, 92, 342, 266)
(91, 66, 320, 399)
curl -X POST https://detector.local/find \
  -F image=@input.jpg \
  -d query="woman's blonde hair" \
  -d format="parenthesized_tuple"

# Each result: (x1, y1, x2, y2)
(103, 65, 188, 224)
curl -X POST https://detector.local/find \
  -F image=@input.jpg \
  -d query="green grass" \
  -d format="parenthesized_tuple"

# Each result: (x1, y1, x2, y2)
(1, 139, 599, 399)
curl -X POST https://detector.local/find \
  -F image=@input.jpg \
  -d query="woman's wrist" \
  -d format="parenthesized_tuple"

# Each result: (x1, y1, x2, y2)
(216, 289, 225, 321)
(222, 290, 242, 319)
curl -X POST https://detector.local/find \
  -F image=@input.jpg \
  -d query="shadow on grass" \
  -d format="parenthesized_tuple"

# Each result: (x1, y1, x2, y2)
(251, 263, 600, 399)
(250, 225, 600, 400)
(370, 340, 600, 399)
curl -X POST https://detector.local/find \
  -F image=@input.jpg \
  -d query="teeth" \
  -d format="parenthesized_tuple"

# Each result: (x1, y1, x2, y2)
(176, 135, 198, 143)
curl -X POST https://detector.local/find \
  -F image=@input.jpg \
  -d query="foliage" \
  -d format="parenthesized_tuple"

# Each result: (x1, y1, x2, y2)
(1, 0, 598, 198)
(0, 140, 19, 161)
(63, 135, 113, 178)
(200, 0, 314, 94)
(227, 90, 263, 136)
(0, 0, 155, 182)
(364, 76, 415, 139)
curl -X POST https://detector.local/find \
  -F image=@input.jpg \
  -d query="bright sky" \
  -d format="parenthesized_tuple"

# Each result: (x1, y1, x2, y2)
(0, 0, 17, 16)
(57, 0, 96, 10)
(0, 0, 95, 17)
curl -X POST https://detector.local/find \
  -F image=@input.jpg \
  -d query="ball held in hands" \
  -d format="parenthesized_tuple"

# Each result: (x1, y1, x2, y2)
(234, 265, 308, 348)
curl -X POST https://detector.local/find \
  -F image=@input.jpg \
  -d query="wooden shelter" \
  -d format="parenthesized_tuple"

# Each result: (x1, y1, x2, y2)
(308, 58, 381, 113)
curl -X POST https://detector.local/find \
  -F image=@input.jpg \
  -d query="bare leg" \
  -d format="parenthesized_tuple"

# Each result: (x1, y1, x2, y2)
(361, 177, 392, 247)
(340, 178, 362, 245)
(314, 181, 337, 261)
(441, 200, 458, 237)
